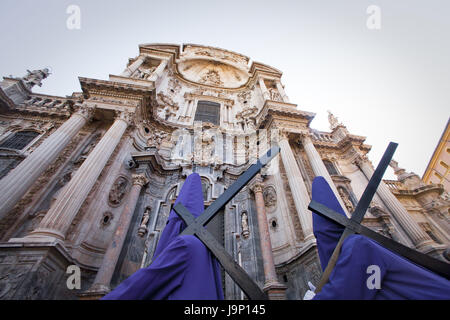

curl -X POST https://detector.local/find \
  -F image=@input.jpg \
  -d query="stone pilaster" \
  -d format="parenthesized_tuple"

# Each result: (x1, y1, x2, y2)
(355, 156, 434, 250)
(278, 130, 314, 241)
(258, 77, 270, 101)
(250, 175, 286, 300)
(301, 133, 349, 215)
(121, 55, 147, 77)
(275, 80, 289, 103)
(21, 111, 132, 242)
(82, 172, 149, 298)
(0, 105, 95, 219)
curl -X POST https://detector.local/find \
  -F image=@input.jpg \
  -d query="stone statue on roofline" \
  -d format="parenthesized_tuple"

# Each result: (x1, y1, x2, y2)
(21, 68, 51, 89)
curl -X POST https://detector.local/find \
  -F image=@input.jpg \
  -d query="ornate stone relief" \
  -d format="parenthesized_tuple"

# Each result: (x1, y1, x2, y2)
(193, 130, 221, 166)
(191, 47, 248, 65)
(199, 70, 224, 87)
(89, 96, 139, 108)
(237, 90, 252, 104)
(156, 93, 179, 121)
(143, 123, 169, 148)
(263, 186, 277, 211)
(168, 78, 182, 95)
(337, 186, 354, 213)
(108, 176, 130, 207)
(235, 105, 258, 131)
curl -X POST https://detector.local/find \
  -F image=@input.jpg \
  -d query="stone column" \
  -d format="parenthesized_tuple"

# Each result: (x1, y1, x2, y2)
(0, 106, 94, 219)
(301, 133, 349, 215)
(278, 131, 314, 241)
(251, 175, 286, 300)
(87, 172, 148, 296)
(121, 55, 146, 77)
(148, 59, 168, 81)
(356, 156, 433, 249)
(258, 77, 270, 100)
(275, 80, 289, 103)
(24, 112, 132, 242)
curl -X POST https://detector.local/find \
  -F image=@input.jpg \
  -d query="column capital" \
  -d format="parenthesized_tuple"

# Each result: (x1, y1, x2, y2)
(74, 103, 96, 121)
(250, 174, 264, 194)
(352, 154, 372, 170)
(299, 130, 314, 142)
(131, 173, 149, 187)
(115, 110, 135, 126)
(271, 126, 291, 141)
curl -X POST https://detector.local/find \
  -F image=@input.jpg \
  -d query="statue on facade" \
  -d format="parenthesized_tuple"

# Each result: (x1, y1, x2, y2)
(21, 68, 50, 89)
(241, 211, 250, 239)
(327, 110, 341, 130)
(138, 207, 151, 237)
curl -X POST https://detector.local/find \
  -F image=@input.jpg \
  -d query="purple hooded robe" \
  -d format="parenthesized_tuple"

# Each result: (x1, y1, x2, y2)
(102, 173, 223, 300)
(311, 176, 450, 300)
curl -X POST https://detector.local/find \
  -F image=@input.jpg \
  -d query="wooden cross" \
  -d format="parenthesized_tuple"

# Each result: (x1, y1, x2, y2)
(173, 146, 281, 300)
(308, 142, 450, 294)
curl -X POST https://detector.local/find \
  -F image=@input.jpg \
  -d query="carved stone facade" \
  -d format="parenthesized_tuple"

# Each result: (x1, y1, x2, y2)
(0, 43, 448, 300)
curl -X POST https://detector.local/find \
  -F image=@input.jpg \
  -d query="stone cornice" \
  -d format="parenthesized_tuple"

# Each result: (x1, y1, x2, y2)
(384, 180, 444, 197)
(79, 77, 154, 98)
(256, 100, 316, 129)
(184, 92, 234, 105)
(131, 149, 181, 175)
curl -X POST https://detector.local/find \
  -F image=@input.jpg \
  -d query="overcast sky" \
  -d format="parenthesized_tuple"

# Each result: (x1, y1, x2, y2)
(1, 0, 449, 179)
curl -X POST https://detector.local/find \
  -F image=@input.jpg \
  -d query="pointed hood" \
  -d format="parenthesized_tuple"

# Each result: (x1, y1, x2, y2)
(152, 173, 205, 259)
(311, 176, 347, 271)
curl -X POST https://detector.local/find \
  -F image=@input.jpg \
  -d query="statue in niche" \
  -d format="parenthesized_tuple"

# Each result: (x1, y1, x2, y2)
(108, 176, 129, 207)
(133, 66, 155, 80)
(268, 87, 282, 102)
(241, 211, 250, 239)
(138, 207, 151, 237)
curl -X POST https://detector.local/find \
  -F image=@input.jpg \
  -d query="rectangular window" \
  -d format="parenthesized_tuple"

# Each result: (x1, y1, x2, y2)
(194, 100, 220, 125)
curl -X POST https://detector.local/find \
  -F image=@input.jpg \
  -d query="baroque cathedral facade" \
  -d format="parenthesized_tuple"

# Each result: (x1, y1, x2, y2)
(0, 43, 448, 300)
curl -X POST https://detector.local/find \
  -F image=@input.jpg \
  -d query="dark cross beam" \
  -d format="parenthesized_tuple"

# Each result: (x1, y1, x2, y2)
(308, 142, 450, 294)
(174, 146, 281, 300)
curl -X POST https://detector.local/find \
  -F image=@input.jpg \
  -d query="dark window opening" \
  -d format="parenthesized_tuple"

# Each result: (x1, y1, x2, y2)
(426, 231, 442, 244)
(0, 130, 39, 150)
(194, 100, 220, 125)
(323, 160, 339, 175)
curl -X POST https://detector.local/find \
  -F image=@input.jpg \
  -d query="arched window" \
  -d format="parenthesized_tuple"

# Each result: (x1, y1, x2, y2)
(0, 130, 39, 150)
(323, 159, 339, 175)
(194, 100, 220, 125)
